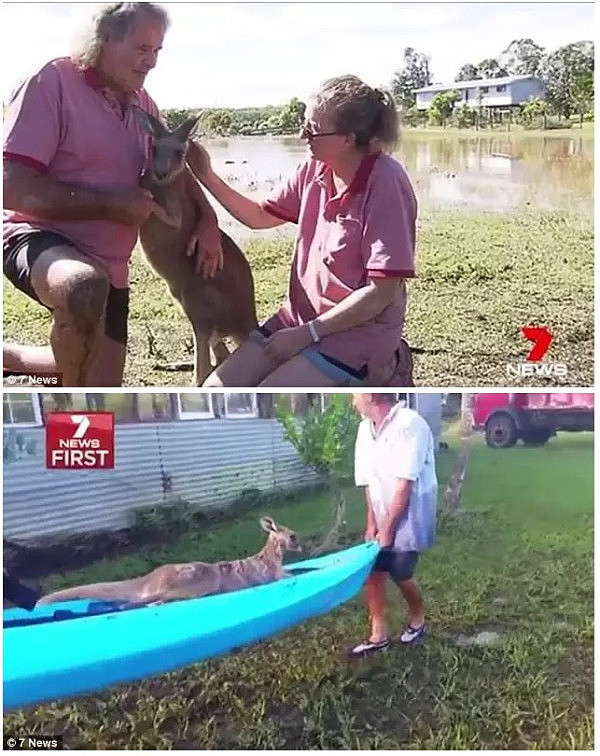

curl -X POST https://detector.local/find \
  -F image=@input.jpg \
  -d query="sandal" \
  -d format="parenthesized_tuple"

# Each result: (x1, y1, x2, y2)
(399, 623, 426, 644)
(347, 637, 391, 659)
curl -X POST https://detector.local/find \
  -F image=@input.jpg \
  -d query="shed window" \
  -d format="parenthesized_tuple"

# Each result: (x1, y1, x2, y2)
(3, 394, 42, 426)
(40, 393, 137, 422)
(496, 85, 506, 92)
(224, 393, 258, 418)
(177, 393, 215, 419)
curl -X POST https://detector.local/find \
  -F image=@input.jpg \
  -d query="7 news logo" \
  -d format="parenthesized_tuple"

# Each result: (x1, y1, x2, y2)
(506, 326, 567, 378)
(46, 412, 115, 469)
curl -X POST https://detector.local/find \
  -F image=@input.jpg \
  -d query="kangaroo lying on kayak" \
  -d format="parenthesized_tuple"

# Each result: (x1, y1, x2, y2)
(36, 517, 301, 607)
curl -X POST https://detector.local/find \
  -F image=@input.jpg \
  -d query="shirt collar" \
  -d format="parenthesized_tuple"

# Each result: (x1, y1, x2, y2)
(315, 152, 380, 197)
(369, 402, 402, 439)
(83, 66, 141, 109)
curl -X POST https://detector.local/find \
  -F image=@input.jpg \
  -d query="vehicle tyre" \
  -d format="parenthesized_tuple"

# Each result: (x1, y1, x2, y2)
(485, 412, 518, 448)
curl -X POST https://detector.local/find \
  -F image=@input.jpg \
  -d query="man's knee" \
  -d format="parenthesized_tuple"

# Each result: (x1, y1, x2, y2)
(30, 244, 109, 316)
(65, 274, 110, 325)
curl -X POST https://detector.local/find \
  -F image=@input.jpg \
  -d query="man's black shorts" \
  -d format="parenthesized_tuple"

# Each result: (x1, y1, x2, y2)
(3, 230, 129, 345)
(372, 549, 419, 581)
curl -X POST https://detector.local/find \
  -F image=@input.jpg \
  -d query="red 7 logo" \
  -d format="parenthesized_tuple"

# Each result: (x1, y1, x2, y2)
(522, 326, 553, 361)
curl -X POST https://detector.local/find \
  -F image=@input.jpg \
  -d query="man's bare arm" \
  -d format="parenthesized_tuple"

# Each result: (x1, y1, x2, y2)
(4, 162, 158, 226)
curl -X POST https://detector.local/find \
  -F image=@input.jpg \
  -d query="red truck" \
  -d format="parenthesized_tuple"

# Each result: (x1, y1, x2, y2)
(472, 393, 595, 448)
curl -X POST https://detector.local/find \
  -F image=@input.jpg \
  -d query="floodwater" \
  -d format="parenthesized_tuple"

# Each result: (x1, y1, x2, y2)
(202, 131, 593, 237)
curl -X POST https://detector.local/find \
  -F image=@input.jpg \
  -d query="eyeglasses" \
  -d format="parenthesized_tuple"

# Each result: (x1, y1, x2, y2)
(300, 124, 340, 140)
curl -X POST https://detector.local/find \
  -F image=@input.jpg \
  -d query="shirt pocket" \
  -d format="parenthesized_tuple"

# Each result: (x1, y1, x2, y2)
(320, 216, 365, 296)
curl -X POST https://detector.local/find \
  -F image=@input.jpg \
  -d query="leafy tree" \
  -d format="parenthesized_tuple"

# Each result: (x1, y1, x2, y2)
(391, 47, 432, 111)
(401, 104, 422, 128)
(571, 69, 594, 125)
(428, 90, 461, 127)
(452, 103, 476, 129)
(500, 38, 545, 77)
(476, 58, 509, 79)
(278, 97, 306, 132)
(519, 97, 548, 127)
(455, 63, 481, 82)
(162, 108, 200, 131)
(275, 395, 360, 555)
(539, 40, 594, 119)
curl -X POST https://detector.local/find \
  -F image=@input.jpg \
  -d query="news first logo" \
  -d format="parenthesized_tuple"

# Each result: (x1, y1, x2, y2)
(46, 413, 114, 469)
(506, 326, 567, 378)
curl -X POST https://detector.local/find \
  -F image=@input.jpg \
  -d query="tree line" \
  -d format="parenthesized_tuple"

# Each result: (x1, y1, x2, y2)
(163, 38, 593, 135)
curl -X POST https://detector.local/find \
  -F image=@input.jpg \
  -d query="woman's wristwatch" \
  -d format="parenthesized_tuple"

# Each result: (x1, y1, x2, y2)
(307, 320, 321, 344)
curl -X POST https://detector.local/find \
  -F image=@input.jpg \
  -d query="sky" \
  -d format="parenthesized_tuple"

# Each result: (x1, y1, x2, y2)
(1, 1, 594, 108)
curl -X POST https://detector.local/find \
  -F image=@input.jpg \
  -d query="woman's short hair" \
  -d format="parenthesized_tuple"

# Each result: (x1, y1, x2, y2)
(312, 74, 400, 152)
(72, 2, 170, 69)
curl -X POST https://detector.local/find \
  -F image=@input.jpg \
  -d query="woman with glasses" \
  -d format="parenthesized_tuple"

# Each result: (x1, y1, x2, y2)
(188, 74, 418, 387)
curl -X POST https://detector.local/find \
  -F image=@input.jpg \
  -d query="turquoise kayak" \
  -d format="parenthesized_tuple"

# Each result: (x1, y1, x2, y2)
(3, 542, 379, 711)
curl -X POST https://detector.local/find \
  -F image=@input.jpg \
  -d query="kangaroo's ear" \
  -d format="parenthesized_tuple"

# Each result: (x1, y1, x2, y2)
(260, 516, 278, 533)
(133, 107, 169, 138)
(174, 116, 201, 144)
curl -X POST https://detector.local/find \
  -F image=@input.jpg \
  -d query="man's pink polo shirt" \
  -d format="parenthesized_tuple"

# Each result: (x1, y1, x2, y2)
(3, 57, 160, 288)
(261, 152, 417, 372)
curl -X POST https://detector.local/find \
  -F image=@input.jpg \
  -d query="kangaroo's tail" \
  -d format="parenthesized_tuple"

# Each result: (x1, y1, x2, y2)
(36, 578, 144, 606)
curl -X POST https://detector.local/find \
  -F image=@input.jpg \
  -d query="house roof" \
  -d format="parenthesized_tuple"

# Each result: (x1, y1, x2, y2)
(413, 74, 542, 94)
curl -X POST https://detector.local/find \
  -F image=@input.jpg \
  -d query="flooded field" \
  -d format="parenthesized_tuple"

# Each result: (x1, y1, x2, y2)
(202, 130, 594, 237)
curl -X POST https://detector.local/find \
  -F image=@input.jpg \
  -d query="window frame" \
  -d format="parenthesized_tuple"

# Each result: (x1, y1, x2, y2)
(176, 392, 216, 420)
(223, 393, 259, 419)
(3, 393, 43, 427)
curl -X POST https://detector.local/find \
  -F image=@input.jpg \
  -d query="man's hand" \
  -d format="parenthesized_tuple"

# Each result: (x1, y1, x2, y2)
(364, 526, 378, 542)
(263, 326, 312, 365)
(376, 528, 395, 549)
(108, 188, 172, 227)
(186, 215, 224, 278)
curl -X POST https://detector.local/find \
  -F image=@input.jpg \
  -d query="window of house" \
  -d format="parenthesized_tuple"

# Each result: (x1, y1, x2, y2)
(136, 393, 174, 422)
(224, 393, 258, 418)
(3, 394, 42, 426)
(496, 85, 506, 92)
(40, 393, 137, 422)
(40, 393, 174, 423)
(177, 393, 215, 419)
(481, 87, 489, 93)
(275, 393, 325, 415)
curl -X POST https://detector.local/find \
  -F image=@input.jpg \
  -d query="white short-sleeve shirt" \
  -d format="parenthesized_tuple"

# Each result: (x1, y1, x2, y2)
(354, 405, 438, 552)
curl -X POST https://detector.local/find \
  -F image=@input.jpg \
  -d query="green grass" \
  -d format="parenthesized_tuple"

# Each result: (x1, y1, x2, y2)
(3, 431, 594, 749)
(3, 208, 593, 386)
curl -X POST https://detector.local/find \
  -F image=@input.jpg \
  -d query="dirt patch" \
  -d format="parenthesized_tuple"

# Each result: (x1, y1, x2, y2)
(452, 625, 505, 648)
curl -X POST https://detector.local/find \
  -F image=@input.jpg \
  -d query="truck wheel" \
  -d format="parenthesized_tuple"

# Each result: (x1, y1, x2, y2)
(520, 429, 552, 446)
(485, 413, 518, 448)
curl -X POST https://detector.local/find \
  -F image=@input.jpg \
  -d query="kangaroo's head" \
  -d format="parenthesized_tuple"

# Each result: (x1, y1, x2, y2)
(134, 108, 200, 185)
(260, 516, 303, 555)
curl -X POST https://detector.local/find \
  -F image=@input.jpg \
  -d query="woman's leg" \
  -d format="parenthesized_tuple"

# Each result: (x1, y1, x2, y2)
(201, 340, 278, 387)
(258, 354, 339, 387)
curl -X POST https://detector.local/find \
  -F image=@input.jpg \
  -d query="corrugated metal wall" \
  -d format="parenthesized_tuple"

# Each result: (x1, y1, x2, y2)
(4, 395, 444, 542)
(3, 419, 320, 541)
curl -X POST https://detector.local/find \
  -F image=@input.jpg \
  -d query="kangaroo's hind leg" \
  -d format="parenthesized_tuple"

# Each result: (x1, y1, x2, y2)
(210, 337, 231, 367)
(191, 325, 212, 386)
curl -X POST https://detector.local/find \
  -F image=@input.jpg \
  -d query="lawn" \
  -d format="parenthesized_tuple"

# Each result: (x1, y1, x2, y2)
(3, 430, 594, 749)
(2, 207, 594, 387)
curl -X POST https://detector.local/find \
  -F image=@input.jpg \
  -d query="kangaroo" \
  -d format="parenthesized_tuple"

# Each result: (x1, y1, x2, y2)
(36, 517, 302, 607)
(134, 108, 258, 385)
